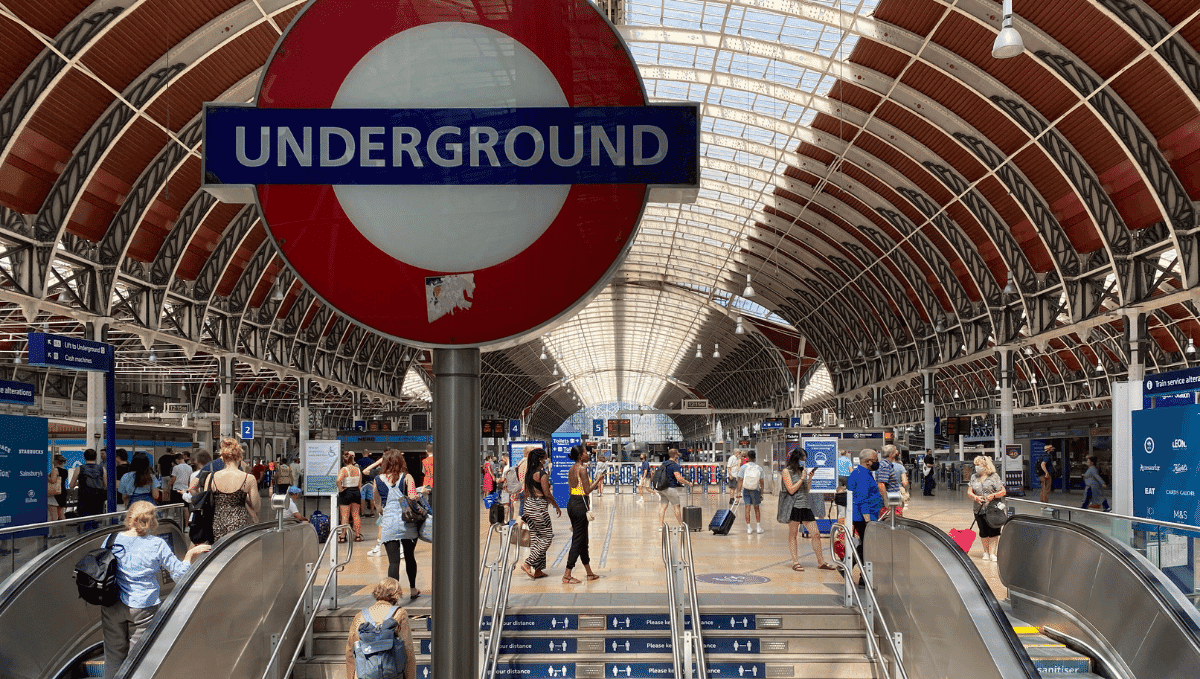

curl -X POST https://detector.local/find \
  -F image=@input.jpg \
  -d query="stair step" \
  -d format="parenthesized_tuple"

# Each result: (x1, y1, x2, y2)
(1024, 645, 1092, 673)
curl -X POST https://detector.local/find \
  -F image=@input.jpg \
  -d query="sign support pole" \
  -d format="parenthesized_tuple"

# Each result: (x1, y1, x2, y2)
(105, 364, 117, 512)
(432, 348, 480, 679)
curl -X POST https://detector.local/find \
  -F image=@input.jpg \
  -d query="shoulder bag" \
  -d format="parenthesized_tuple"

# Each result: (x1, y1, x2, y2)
(401, 475, 429, 525)
(189, 471, 215, 545)
(983, 499, 1008, 529)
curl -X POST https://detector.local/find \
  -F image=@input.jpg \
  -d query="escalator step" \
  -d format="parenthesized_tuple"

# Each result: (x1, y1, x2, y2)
(84, 659, 105, 677)
(1024, 645, 1092, 673)
(1012, 626, 1041, 634)
(1017, 633, 1067, 649)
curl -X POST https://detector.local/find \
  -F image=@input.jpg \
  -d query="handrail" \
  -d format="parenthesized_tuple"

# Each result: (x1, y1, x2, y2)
(829, 522, 908, 679)
(1007, 497, 1200, 533)
(260, 523, 354, 679)
(660, 523, 707, 679)
(479, 521, 520, 679)
(0, 503, 187, 537)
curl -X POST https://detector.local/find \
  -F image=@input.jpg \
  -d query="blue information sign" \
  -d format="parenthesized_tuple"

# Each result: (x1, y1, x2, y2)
(604, 638, 759, 654)
(0, 414, 49, 529)
(480, 613, 577, 631)
(604, 663, 765, 678)
(549, 433, 580, 511)
(509, 420, 522, 439)
(1132, 405, 1200, 527)
(1144, 367, 1200, 397)
(241, 421, 255, 440)
(204, 105, 700, 187)
(803, 437, 839, 493)
(605, 613, 671, 631)
(353, 420, 367, 431)
(790, 417, 804, 428)
(0, 380, 35, 406)
(593, 419, 604, 437)
(26, 332, 113, 372)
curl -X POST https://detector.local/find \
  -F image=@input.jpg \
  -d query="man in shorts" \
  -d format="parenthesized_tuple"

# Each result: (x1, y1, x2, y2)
(658, 448, 695, 526)
(637, 454, 651, 503)
(736, 451, 765, 534)
(725, 451, 742, 493)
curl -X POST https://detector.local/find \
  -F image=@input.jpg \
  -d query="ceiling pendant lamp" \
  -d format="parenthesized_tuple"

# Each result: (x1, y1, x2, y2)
(540, 347, 547, 360)
(1002, 271, 1018, 296)
(712, 344, 720, 359)
(1095, 360, 1105, 374)
(695, 343, 703, 358)
(1187, 338, 1195, 355)
(992, 0, 1025, 59)
(148, 348, 158, 362)
(743, 273, 755, 298)
(552, 365, 559, 376)
(735, 316, 745, 334)
(271, 278, 285, 301)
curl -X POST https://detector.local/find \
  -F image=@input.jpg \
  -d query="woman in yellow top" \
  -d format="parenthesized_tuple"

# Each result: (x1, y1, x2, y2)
(563, 445, 604, 584)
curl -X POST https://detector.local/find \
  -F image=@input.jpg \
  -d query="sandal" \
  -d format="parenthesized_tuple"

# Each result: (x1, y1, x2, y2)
(520, 564, 535, 579)
(562, 576, 582, 584)
(791, 564, 805, 572)
(818, 563, 837, 571)
(409, 590, 421, 601)
(354, 535, 363, 542)
(532, 570, 548, 579)
(586, 574, 602, 581)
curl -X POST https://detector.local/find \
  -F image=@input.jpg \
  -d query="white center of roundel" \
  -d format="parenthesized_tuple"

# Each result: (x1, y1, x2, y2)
(333, 23, 570, 273)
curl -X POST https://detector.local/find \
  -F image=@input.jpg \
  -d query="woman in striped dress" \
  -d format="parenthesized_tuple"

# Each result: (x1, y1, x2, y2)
(519, 448, 560, 579)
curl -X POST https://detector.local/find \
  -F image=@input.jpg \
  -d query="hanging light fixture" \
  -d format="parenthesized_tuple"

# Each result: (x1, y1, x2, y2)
(13, 354, 21, 364)
(695, 343, 703, 358)
(712, 344, 720, 359)
(148, 348, 158, 362)
(552, 365, 558, 376)
(743, 273, 755, 298)
(271, 278, 285, 301)
(1002, 271, 1018, 295)
(935, 316, 945, 333)
(735, 316, 745, 334)
(992, 0, 1025, 59)
(1187, 338, 1195, 355)
(1095, 360, 1105, 374)
(953, 389, 961, 399)
(540, 347, 547, 360)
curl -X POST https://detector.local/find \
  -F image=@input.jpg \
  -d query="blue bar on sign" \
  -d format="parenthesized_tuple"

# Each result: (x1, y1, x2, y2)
(26, 332, 113, 372)
(203, 105, 699, 186)
(0, 379, 35, 405)
(480, 614, 577, 631)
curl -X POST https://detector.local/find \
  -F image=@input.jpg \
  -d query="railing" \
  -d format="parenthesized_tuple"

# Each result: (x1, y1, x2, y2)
(1007, 498, 1200, 603)
(479, 520, 521, 679)
(660, 523, 708, 679)
(0, 504, 187, 582)
(258, 524, 354, 679)
(829, 492, 908, 679)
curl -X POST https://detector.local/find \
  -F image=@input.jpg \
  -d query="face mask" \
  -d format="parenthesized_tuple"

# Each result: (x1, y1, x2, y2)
(868, 460, 879, 471)
(974, 465, 984, 474)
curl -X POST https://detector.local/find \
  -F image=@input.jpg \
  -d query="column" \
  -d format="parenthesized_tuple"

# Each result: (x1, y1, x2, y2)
(219, 355, 235, 438)
(998, 348, 1014, 453)
(432, 348, 480, 679)
(871, 386, 883, 428)
(352, 390, 362, 425)
(1113, 312, 1146, 515)
(298, 377, 310, 470)
(85, 321, 106, 454)
(922, 370, 936, 451)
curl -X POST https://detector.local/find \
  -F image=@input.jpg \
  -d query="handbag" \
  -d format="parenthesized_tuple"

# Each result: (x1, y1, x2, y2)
(48, 475, 62, 496)
(585, 495, 595, 522)
(484, 491, 500, 509)
(983, 499, 1008, 529)
(401, 476, 429, 525)
(418, 513, 433, 543)
(510, 520, 531, 547)
(189, 471, 216, 545)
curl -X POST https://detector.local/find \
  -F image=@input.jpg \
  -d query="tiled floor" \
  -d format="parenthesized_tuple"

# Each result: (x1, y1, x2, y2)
(323, 484, 1090, 604)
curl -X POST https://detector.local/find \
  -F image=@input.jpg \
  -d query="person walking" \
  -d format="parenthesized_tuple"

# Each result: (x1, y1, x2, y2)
(725, 451, 742, 493)
(118, 455, 157, 509)
(102, 501, 210, 679)
(274, 455, 294, 496)
(846, 449, 883, 588)
(343, 578, 417, 679)
(520, 448, 560, 580)
(169, 453, 191, 505)
(967, 455, 1006, 562)
(921, 451, 936, 496)
(736, 451, 766, 534)
(366, 450, 425, 600)
(208, 437, 258, 542)
(1082, 455, 1111, 511)
(563, 445, 603, 584)
(657, 448, 695, 526)
(71, 448, 108, 517)
(778, 449, 835, 572)
(47, 457, 66, 521)
(1039, 445, 1055, 504)
(636, 453, 651, 503)
(421, 444, 434, 498)
(337, 450, 364, 542)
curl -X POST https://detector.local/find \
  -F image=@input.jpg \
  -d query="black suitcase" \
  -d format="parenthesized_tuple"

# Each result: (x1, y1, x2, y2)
(682, 505, 704, 532)
(710, 500, 738, 535)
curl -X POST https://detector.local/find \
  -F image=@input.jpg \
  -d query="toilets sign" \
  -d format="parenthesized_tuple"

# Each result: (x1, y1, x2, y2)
(202, 0, 698, 348)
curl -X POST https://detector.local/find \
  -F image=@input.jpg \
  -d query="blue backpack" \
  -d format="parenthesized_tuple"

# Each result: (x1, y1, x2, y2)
(310, 509, 330, 544)
(353, 605, 407, 679)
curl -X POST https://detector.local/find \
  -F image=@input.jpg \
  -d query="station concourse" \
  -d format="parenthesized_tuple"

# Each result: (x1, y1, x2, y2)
(1, 1, 1200, 678)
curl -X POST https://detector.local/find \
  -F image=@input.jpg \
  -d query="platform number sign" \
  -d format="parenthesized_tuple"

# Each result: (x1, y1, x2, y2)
(201, 0, 698, 349)
(241, 421, 254, 440)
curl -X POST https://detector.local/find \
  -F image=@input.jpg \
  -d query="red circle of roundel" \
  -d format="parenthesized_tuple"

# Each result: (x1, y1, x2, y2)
(255, 0, 647, 348)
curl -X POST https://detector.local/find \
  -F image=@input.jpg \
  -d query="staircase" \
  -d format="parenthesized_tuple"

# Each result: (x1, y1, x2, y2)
(293, 594, 882, 678)
(1009, 619, 1101, 679)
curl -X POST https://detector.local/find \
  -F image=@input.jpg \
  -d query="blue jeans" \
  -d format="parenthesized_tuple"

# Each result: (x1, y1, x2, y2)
(1082, 487, 1110, 511)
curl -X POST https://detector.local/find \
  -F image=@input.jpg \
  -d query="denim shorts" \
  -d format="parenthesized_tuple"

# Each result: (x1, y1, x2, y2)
(361, 483, 374, 501)
(742, 489, 762, 506)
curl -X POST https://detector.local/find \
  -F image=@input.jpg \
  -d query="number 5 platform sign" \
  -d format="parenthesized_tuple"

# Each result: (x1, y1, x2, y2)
(202, 0, 699, 349)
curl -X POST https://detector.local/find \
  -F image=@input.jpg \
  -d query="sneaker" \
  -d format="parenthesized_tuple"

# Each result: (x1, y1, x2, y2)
(755, 526, 764, 534)
(637, 497, 644, 503)
(367, 546, 381, 557)
(746, 525, 752, 534)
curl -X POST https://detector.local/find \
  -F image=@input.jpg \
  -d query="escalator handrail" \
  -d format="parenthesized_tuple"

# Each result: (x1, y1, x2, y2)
(0, 507, 186, 612)
(1006, 514, 1200, 644)
(890, 517, 1042, 679)
(114, 520, 280, 678)
(827, 522, 909, 679)
(0, 504, 187, 538)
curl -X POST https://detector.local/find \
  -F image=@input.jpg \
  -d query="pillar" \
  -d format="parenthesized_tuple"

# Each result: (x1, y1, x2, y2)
(1113, 312, 1146, 515)
(922, 370, 936, 451)
(219, 355, 235, 438)
(298, 377, 310, 468)
(432, 348, 480, 679)
(85, 321, 107, 455)
(871, 386, 883, 428)
(998, 348, 1014, 453)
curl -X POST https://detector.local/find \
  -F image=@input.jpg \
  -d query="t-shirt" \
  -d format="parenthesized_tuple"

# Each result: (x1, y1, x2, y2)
(201, 459, 226, 474)
(875, 460, 902, 492)
(663, 460, 683, 488)
(726, 456, 742, 479)
(423, 456, 434, 488)
(640, 460, 650, 478)
(737, 462, 764, 490)
(171, 462, 193, 492)
(847, 465, 883, 522)
(287, 498, 302, 517)
(836, 456, 852, 478)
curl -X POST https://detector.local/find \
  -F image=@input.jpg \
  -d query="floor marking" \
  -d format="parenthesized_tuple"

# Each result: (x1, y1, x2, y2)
(599, 507, 616, 568)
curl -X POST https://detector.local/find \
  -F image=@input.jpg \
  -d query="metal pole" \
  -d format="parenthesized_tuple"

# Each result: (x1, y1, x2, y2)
(105, 365, 117, 512)
(433, 348, 481, 679)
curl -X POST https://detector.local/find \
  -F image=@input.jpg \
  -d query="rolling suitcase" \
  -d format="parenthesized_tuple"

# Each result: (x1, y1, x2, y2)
(710, 500, 739, 535)
(682, 505, 704, 532)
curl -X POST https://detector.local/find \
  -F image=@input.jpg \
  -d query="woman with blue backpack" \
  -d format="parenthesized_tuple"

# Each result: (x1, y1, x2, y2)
(344, 577, 416, 679)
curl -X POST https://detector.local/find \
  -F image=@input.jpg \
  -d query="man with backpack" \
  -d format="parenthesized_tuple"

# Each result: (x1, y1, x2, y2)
(736, 451, 765, 534)
(1039, 445, 1056, 503)
(345, 577, 416, 679)
(656, 448, 695, 526)
(70, 448, 107, 516)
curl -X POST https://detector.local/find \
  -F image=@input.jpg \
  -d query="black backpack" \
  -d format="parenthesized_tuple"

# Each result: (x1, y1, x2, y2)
(74, 533, 122, 606)
(652, 463, 671, 491)
(188, 471, 215, 545)
(79, 463, 105, 492)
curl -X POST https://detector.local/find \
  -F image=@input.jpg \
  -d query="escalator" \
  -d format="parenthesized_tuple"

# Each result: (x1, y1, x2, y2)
(0, 516, 186, 679)
(862, 516, 1200, 679)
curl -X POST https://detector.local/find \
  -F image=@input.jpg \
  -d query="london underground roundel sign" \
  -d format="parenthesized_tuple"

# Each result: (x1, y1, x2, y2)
(202, 0, 699, 348)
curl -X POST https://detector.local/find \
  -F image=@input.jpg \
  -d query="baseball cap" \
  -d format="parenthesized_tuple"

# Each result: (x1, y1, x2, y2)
(287, 486, 302, 495)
